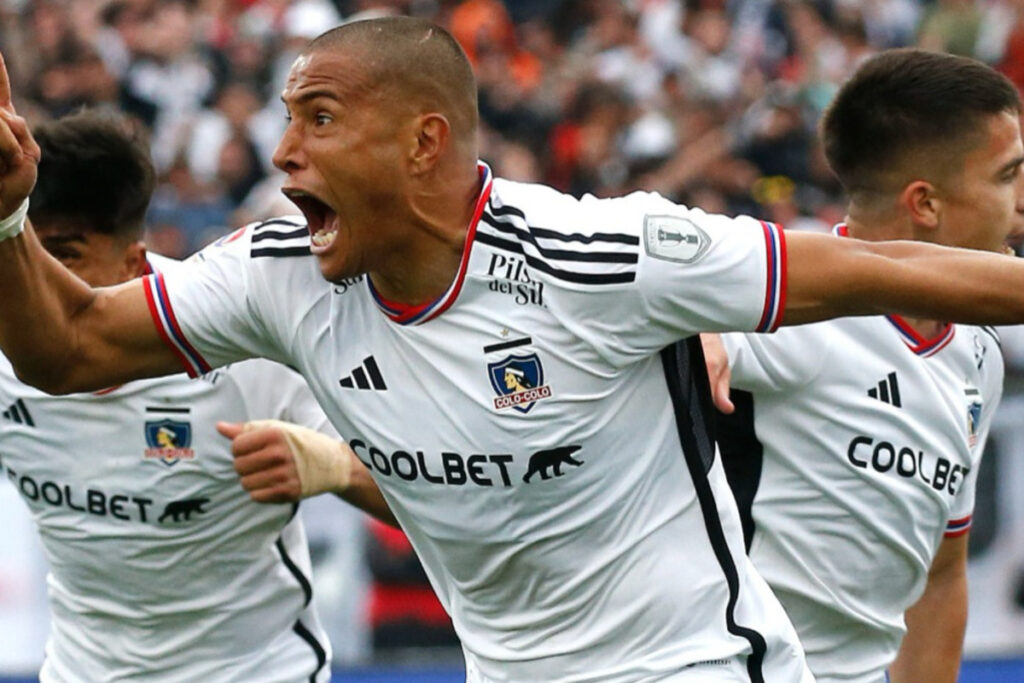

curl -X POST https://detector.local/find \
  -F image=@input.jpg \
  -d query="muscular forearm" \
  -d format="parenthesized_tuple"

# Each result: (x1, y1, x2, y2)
(785, 233, 1024, 327)
(0, 226, 99, 391)
(889, 539, 968, 683)
(337, 456, 399, 528)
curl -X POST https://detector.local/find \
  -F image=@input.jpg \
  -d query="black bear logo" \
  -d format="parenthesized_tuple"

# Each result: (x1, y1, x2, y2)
(522, 445, 584, 483)
(158, 497, 210, 523)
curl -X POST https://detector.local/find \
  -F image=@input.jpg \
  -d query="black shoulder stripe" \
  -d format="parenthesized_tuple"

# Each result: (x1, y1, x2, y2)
(981, 326, 1002, 349)
(251, 227, 309, 243)
(480, 214, 637, 264)
(489, 202, 527, 219)
(251, 246, 311, 259)
(476, 231, 635, 284)
(529, 225, 639, 246)
(487, 203, 639, 245)
(255, 217, 304, 230)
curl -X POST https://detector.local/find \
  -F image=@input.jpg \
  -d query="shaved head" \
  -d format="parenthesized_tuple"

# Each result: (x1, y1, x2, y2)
(306, 17, 479, 147)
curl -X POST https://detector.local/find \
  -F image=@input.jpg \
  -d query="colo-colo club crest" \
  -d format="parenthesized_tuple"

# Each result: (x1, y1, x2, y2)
(489, 353, 553, 413)
(144, 419, 196, 467)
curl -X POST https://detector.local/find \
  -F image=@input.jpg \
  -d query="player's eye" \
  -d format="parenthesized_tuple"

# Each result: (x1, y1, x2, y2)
(315, 112, 332, 126)
(48, 247, 80, 263)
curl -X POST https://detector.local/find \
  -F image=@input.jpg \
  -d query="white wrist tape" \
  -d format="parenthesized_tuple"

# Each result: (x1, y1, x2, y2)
(0, 199, 27, 242)
(244, 419, 352, 497)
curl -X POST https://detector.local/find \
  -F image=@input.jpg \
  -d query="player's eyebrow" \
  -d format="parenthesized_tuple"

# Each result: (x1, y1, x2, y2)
(39, 232, 87, 246)
(281, 89, 338, 107)
(997, 154, 1024, 176)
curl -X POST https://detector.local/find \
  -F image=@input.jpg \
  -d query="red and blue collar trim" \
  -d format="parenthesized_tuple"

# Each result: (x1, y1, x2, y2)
(368, 162, 493, 325)
(832, 223, 954, 357)
(885, 314, 955, 357)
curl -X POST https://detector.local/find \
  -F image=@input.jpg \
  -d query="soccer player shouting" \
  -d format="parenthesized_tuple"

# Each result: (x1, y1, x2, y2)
(5, 17, 1024, 682)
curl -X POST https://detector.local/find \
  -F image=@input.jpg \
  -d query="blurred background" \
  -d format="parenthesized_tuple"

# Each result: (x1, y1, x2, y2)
(1, 0, 1024, 680)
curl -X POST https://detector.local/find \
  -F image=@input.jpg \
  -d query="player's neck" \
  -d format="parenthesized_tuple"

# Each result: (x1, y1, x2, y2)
(845, 212, 945, 338)
(370, 168, 482, 306)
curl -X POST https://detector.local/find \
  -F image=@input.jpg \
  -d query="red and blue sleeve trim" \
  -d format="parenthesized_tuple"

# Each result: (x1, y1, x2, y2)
(142, 273, 212, 378)
(945, 515, 972, 537)
(756, 221, 787, 333)
(369, 162, 494, 326)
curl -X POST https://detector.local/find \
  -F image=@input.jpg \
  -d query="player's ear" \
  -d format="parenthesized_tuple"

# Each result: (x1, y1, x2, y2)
(409, 112, 450, 176)
(120, 240, 147, 282)
(900, 180, 941, 233)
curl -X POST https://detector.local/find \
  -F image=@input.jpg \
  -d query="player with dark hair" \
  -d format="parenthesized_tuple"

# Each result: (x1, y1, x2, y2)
(28, 112, 154, 283)
(0, 110, 387, 682)
(4, 19, 1024, 681)
(714, 48, 1024, 683)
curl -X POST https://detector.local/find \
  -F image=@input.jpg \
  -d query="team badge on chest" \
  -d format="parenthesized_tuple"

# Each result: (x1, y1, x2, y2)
(488, 353, 553, 413)
(144, 419, 196, 466)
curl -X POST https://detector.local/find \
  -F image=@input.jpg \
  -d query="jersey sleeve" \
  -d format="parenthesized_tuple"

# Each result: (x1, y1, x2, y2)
(720, 324, 832, 394)
(143, 220, 305, 377)
(535, 190, 787, 361)
(946, 329, 1005, 537)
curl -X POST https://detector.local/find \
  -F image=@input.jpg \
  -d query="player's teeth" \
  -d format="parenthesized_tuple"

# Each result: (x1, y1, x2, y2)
(312, 229, 336, 247)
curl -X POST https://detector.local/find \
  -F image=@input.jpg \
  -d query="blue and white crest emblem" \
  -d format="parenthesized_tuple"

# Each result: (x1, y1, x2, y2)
(144, 419, 196, 466)
(488, 353, 553, 413)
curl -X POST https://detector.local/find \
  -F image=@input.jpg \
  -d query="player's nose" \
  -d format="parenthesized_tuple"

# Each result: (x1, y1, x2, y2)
(272, 123, 306, 174)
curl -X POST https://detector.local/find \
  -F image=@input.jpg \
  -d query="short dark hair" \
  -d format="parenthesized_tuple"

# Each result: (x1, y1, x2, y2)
(305, 17, 478, 136)
(822, 49, 1021, 198)
(30, 110, 155, 240)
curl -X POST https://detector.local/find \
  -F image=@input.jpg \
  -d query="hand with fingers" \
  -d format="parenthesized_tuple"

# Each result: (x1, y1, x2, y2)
(700, 333, 735, 415)
(0, 52, 40, 226)
(217, 420, 354, 504)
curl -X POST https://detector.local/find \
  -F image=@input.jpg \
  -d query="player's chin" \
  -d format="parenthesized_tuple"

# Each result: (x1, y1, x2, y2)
(316, 254, 356, 284)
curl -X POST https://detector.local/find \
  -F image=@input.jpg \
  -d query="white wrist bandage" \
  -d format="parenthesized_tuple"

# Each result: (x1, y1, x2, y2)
(0, 199, 28, 242)
(244, 419, 352, 497)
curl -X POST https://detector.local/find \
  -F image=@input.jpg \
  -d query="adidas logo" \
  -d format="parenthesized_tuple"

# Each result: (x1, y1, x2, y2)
(339, 356, 387, 391)
(868, 372, 902, 407)
(2, 399, 34, 426)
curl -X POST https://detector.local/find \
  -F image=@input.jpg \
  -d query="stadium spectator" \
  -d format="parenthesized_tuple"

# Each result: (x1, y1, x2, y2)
(713, 49, 1024, 683)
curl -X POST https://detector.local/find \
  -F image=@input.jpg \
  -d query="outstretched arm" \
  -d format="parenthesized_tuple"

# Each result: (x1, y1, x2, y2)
(0, 53, 180, 393)
(889, 534, 968, 683)
(784, 231, 1024, 326)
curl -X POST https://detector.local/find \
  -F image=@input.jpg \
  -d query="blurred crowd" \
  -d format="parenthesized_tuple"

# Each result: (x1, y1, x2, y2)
(5, 0, 1024, 257)
(6, 0, 1024, 666)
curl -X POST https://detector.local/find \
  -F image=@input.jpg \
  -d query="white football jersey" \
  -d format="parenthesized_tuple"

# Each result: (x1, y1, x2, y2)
(0, 255, 332, 683)
(147, 166, 813, 682)
(720, 265, 1003, 682)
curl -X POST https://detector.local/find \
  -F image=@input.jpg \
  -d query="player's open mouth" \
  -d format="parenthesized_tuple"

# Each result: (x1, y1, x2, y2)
(1004, 232, 1024, 256)
(283, 189, 338, 252)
